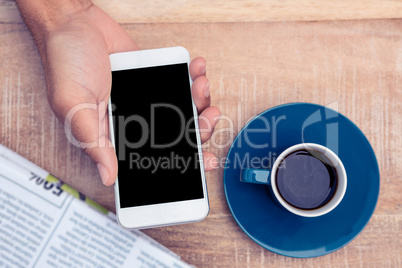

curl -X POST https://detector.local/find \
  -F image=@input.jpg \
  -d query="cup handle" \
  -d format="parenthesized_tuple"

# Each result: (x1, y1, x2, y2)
(240, 169, 272, 185)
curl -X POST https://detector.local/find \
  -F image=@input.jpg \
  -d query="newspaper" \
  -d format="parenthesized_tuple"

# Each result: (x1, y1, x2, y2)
(0, 144, 192, 268)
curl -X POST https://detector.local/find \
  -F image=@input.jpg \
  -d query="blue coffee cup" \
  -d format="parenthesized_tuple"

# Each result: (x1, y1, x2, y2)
(241, 143, 347, 217)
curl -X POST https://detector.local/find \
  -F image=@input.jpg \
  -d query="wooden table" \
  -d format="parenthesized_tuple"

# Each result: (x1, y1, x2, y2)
(1, 1, 401, 267)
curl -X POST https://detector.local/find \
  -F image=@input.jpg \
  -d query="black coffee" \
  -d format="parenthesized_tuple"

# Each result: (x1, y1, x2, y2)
(275, 149, 337, 210)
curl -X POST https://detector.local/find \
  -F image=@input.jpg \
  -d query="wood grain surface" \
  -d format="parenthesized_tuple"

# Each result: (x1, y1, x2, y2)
(2, 0, 402, 23)
(1, 4, 401, 268)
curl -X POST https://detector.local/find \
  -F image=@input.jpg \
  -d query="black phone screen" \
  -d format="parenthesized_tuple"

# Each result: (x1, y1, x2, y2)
(111, 63, 204, 208)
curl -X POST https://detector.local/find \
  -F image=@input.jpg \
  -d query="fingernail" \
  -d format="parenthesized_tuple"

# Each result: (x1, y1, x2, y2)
(207, 156, 218, 170)
(97, 163, 110, 185)
(200, 61, 207, 75)
(204, 81, 210, 98)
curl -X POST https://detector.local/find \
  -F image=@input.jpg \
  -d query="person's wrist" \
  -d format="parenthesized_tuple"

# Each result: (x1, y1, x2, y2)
(15, 0, 93, 47)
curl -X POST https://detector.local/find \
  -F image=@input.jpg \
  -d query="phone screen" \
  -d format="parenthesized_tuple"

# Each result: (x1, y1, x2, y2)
(111, 63, 204, 208)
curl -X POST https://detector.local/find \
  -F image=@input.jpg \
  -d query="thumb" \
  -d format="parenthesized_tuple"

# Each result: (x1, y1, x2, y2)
(64, 101, 117, 186)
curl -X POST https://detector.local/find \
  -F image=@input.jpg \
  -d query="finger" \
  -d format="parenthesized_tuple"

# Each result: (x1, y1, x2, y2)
(198, 106, 221, 143)
(64, 102, 117, 186)
(192, 75, 210, 114)
(203, 151, 219, 171)
(108, 28, 139, 53)
(189, 57, 206, 80)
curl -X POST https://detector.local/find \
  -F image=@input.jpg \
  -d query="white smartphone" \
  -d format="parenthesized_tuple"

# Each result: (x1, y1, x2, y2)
(108, 47, 209, 229)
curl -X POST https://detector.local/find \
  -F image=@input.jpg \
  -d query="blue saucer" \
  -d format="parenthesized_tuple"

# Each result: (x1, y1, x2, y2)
(224, 103, 380, 258)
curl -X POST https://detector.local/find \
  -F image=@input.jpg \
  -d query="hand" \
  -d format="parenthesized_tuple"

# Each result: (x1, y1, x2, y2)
(16, 2, 220, 186)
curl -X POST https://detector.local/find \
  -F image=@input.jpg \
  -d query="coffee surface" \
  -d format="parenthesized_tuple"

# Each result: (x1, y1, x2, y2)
(275, 149, 337, 210)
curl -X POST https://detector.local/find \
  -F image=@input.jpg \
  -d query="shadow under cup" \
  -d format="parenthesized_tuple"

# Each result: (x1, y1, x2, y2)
(241, 143, 347, 217)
